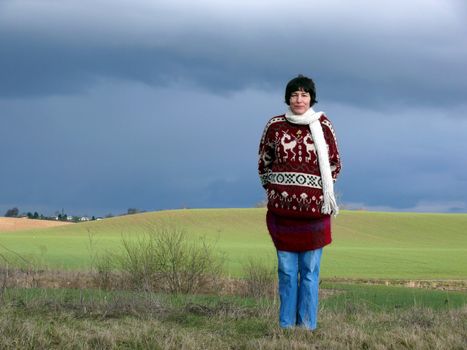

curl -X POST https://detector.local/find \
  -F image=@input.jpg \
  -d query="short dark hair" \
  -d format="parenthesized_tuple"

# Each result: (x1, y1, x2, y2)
(284, 74, 318, 106)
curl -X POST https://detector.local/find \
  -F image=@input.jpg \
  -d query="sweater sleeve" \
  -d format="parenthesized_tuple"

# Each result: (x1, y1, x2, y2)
(321, 116, 342, 181)
(258, 121, 276, 189)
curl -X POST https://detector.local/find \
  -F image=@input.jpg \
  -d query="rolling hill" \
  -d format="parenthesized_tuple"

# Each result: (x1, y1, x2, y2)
(0, 209, 466, 279)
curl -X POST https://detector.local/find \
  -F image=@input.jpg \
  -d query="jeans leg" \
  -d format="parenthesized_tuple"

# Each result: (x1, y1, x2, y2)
(297, 248, 323, 330)
(277, 250, 299, 328)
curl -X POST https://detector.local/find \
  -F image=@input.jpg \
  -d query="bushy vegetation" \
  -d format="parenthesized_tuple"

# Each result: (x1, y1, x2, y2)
(91, 225, 224, 294)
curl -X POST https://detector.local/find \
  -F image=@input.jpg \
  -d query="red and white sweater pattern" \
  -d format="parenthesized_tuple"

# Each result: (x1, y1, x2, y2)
(258, 114, 341, 218)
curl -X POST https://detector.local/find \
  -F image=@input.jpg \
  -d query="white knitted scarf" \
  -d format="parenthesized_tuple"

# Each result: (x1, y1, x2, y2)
(285, 107, 339, 216)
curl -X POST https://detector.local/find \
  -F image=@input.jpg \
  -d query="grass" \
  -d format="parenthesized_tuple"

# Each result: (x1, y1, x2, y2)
(321, 282, 467, 310)
(0, 284, 465, 349)
(1, 209, 466, 280)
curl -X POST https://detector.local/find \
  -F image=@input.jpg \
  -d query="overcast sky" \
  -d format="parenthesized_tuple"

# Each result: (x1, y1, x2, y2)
(1, 0, 466, 216)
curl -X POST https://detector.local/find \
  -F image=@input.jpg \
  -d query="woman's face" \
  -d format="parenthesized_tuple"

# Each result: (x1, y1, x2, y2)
(289, 89, 311, 115)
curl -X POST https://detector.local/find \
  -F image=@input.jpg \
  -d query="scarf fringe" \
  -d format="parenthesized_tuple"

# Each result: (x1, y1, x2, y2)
(322, 191, 339, 216)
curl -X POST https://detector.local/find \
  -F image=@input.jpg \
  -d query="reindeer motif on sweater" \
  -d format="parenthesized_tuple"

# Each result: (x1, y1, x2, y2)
(258, 114, 341, 218)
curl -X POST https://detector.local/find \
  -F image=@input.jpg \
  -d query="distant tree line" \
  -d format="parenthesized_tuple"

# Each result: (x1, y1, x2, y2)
(4, 207, 146, 222)
(3, 207, 97, 222)
(4, 207, 19, 217)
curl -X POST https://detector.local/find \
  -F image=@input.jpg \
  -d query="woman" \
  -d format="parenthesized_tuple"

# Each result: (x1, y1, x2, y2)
(258, 74, 341, 330)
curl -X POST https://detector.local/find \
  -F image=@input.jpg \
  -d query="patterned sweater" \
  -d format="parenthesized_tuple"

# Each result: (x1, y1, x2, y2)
(258, 114, 342, 251)
(258, 114, 342, 219)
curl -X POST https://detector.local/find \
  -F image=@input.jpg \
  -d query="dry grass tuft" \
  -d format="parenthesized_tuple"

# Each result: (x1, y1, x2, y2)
(241, 257, 277, 299)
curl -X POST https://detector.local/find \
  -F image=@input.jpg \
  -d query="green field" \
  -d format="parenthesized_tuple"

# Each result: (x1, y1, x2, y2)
(1, 209, 466, 279)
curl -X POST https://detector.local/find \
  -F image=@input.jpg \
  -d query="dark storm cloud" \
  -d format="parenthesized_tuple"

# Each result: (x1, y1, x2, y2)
(331, 103, 467, 211)
(1, 0, 467, 108)
(1, 0, 467, 215)
(0, 80, 276, 215)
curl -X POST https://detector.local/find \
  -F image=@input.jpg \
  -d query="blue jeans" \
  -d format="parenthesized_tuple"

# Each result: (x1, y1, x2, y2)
(277, 248, 323, 330)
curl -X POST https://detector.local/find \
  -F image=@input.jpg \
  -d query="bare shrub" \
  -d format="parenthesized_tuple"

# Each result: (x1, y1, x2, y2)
(242, 257, 277, 299)
(105, 225, 224, 294)
(116, 232, 160, 292)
